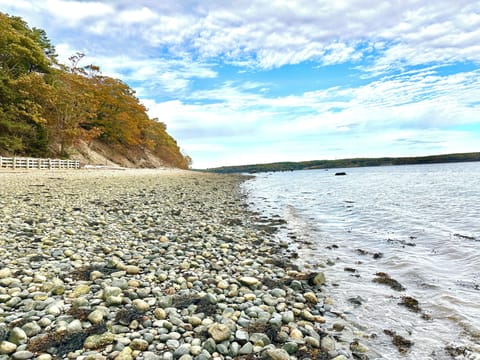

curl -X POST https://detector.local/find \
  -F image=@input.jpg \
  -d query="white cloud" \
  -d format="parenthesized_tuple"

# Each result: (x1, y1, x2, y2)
(44, 0, 114, 23)
(3, 1, 480, 71)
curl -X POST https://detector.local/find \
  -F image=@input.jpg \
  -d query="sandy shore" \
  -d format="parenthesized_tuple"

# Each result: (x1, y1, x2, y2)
(0, 169, 363, 360)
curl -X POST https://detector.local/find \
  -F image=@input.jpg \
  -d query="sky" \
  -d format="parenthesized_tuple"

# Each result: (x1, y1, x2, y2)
(1, 1, 479, 168)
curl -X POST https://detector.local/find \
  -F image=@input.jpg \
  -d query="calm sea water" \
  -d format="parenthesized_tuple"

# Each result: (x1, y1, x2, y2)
(242, 162, 480, 359)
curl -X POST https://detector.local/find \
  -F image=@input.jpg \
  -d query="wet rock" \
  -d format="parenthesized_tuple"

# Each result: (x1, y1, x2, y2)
(308, 272, 326, 286)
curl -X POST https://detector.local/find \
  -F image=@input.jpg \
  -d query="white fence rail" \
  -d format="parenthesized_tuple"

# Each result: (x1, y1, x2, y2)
(0, 156, 80, 170)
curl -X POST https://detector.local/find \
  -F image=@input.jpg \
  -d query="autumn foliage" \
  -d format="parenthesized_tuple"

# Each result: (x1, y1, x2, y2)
(0, 12, 190, 169)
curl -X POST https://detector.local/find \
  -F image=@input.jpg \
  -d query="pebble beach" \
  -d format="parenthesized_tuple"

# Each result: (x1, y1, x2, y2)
(0, 169, 365, 360)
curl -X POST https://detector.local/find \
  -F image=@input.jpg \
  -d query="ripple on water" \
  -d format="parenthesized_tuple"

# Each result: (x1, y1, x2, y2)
(243, 162, 480, 359)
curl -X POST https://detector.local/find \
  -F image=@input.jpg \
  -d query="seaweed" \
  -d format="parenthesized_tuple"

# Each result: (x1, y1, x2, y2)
(115, 308, 145, 325)
(67, 307, 92, 321)
(399, 296, 420, 313)
(246, 322, 279, 344)
(67, 265, 117, 281)
(296, 346, 330, 360)
(28, 322, 106, 357)
(384, 329, 414, 353)
(373, 272, 406, 291)
(172, 295, 217, 316)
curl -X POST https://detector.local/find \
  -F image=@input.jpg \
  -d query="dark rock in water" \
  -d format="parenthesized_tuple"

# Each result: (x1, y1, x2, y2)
(454, 233, 476, 240)
(384, 329, 414, 353)
(348, 296, 364, 306)
(373, 272, 406, 291)
(335, 172, 347, 176)
(399, 296, 421, 312)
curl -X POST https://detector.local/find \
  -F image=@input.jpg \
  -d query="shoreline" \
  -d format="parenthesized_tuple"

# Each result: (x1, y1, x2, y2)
(0, 170, 361, 360)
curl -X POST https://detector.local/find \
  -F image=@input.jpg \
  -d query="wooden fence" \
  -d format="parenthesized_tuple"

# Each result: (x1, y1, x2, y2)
(0, 156, 80, 170)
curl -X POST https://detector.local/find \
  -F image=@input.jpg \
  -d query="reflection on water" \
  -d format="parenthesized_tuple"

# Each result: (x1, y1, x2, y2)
(243, 162, 480, 359)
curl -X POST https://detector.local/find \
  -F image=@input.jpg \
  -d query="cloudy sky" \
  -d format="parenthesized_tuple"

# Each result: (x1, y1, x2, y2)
(2, 1, 479, 168)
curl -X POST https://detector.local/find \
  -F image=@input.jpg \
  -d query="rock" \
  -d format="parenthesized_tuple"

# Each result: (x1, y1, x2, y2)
(188, 316, 202, 326)
(205, 293, 217, 305)
(125, 265, 140, 275)
(250, 333, 270, 346)
(238, 342, 253, 355)
(0, 268, 12, 279)
(11, 350, 34, 359)
(305, 336, 320, 348)
(154, 308, 167, 320)
(217, 280, 229, 289)
(46, 304, 61, 316)
(290, 328, 303, 341)
(115, 347, 133, 360)
(238, 276, 260, 287)
(0, 341, 16, 354)
(208, 323, 231, 342)
(88, 309, 105, 324)
(350, 340, 369, 353)
(132, 299, 150, 312)
(67, 319, 83, 333)
(190, 345, 202, 356)
(8, 328, 27, 345)
(282, 342, 298, 354)
(321, 336, 336, 352)
(103, 286, 122, 299)
(308, 272, 326, 286)
(130, 339, 149, 351)
(84, 333, 115, 349)
(21, 322, 41, 337)
(282, 311, 294, 323)
(303, 292, 318, 304)
(235, 330, 249, 341)
(106, 295, 123, 306)
(70, 284, 90, 297)
(270, 288, 286, 298)
(202, 338, 216, 354)
(158, 296, 173, 308)
(36, 355, 53, 360)
(174, 344, 191, 358)
(264, 348, 290, 360)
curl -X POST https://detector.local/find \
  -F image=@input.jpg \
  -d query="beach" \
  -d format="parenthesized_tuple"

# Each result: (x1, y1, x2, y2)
(0, 169, 362, 360)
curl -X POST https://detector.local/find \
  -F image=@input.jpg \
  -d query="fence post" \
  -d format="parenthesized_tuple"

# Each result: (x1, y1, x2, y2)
(13, 157, 16, 169)
(0, 156, 2, 168)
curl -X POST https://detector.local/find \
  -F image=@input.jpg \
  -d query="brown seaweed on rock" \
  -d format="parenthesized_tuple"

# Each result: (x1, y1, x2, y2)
(27, 322, 106, 357)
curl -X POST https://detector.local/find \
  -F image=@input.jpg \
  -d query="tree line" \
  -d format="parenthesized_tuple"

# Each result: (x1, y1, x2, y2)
(207, 152, 480, 173)
(0, 12, 190, 168)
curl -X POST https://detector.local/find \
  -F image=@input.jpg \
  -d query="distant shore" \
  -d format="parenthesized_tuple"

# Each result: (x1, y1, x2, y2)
(0, 169, 366, 359)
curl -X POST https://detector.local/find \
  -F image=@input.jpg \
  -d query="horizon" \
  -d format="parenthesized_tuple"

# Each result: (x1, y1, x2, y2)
(1, 1, 479, 169)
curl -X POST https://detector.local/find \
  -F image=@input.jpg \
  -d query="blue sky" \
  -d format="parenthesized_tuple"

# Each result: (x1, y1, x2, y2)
(1, 1, 479, 168)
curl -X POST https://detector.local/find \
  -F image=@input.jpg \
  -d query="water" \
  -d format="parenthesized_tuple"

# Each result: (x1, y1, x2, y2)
(242, 162, 480, 359)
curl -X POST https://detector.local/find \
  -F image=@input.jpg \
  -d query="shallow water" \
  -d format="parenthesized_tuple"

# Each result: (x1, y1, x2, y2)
(242, 162, 480, 359)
